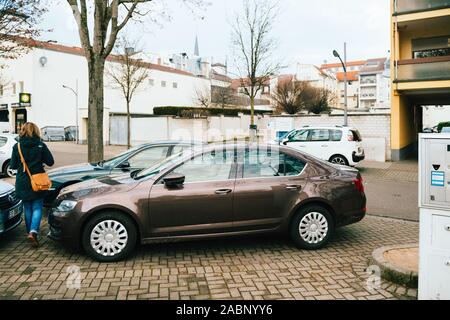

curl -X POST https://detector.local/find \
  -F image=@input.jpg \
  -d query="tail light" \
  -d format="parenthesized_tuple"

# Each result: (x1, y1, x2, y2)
(353, 176, 365, 193)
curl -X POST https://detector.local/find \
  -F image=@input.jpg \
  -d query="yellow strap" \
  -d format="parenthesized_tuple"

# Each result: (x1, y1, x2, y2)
(17, 143, 33, 181)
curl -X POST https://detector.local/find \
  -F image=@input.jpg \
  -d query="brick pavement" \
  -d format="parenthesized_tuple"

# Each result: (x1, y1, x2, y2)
(0, 216, 419, 300)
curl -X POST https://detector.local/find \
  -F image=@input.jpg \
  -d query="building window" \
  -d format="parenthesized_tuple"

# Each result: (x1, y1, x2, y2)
(173, 82, 178, 89)
(0, 85, 3, 96)
(19, 81, 24, 93)
(161, 81, 166, 87)
(12, 83, 16, 95)
(0, 110, 8, 122)
(149, 79, 155, 86)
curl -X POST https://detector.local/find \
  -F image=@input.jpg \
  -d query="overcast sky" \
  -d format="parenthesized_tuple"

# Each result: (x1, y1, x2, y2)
(40, 0, 391, 72)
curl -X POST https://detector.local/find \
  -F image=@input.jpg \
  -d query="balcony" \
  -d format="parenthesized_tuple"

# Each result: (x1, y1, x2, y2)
(395, 56, 450, 82)
(394, 0, 450, 15)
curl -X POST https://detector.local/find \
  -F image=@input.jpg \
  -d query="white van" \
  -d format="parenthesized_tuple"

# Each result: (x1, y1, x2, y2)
(277, 126, 365, 166)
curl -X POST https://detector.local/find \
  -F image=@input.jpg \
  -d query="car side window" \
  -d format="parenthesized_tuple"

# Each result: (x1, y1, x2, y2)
(0, 137, 7, 148)
(127, 146, 170, 168)
(173, 150, 235, 184)
(243, 150, 306, 178)
(171, 144, 196, 156)
(289, 130, 309, 142)
(310, 129, 330, 142)
(330, 130, 343, 142)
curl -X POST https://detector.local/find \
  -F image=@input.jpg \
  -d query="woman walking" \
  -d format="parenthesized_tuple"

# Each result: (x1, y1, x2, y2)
(10, 122, 54, 247)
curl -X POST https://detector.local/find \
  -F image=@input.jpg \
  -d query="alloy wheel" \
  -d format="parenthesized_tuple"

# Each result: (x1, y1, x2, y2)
(90, 220, 129, 257)
(299, 212, 329, 244)
(331, 156, 347, 165)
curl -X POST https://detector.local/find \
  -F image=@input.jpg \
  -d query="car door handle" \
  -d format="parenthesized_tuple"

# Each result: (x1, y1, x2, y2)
(321, 145, 329, 147)
(215, 189, 232, 195)
(286, 185, 302, 191)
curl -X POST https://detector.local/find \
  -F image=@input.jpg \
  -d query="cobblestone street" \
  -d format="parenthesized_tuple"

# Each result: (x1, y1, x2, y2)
(0, 215, 418, 300)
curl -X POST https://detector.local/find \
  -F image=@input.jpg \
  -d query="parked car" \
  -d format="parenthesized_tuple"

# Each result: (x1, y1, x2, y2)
(277, 126, 365, 166)
(0, 133, 19, 177)
(441, 127, 450, 133)
(48, 143, 367, 262)
(0, 180, 23, 235)
(45, 141, 205, 206)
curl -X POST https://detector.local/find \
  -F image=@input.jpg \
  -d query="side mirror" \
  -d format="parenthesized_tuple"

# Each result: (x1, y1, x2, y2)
(163, 173, 185, 188)
(282, 138, 289, 146)
(118, 161, 131, 169)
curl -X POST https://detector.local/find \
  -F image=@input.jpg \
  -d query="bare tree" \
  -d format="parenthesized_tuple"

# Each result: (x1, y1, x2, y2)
(305, 88, 333, 115)
(211, 85, 234, 108)
(66, 0, 206, 162)
(231, 0, 281, 137)
(106, 37, 149, 149)
(0, 0, 46, 59)
(272, 77, 304, 115)
(194, 85, 211, 108)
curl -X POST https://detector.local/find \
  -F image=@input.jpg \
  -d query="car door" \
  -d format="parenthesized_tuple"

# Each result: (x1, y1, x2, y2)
(232, 147, 308, 231)
(329, 129, 344, 158)
(111, 145, 171, 175)
(308, 129, 331, 161)
(284, 129, 310, 154)
(148, 149, 237, 237)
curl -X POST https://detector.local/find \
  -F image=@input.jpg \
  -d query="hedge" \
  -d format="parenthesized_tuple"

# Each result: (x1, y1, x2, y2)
(438, 121, 450, 133)
(153, 106, 273, 117)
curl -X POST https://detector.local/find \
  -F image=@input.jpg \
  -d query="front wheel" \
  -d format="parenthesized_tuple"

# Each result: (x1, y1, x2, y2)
(82, 211, 137, 262)
(330, 155, 349, 166)
(290, 205, 334, 250)
(3, 161, 16, 178)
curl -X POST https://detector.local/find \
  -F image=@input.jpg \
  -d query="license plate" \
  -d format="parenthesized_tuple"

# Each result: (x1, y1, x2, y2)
(8, 207, 21, 220)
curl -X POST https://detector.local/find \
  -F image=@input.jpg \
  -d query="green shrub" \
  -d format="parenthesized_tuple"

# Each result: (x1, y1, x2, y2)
(438, 121, 450, 133)
(153, 106, 272, 117)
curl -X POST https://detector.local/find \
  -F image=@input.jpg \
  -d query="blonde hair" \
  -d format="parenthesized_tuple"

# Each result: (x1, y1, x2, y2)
(19, 122, 41, 139)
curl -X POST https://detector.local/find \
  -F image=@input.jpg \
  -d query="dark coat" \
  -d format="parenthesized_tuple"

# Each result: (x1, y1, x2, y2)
(10, 136, 55, 201)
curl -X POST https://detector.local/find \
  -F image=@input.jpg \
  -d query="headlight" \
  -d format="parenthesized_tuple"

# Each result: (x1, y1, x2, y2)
(53, 200, 77, 217)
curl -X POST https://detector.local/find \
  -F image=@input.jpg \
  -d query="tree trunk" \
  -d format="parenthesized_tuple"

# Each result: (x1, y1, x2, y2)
(87, 58, 105, 162)
(249, 95, 257, 142)
(127, 100, 131, 149)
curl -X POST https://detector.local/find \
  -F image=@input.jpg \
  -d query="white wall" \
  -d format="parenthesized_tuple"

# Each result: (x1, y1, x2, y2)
(115, 113, 391, 162)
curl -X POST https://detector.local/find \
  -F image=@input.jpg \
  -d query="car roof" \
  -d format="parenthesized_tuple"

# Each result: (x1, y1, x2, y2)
(136, 140, 206, 148)
(295, 126, 357, 131)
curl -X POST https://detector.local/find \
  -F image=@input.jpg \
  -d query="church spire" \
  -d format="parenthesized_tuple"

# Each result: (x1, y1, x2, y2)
(194, 35, 200, 57)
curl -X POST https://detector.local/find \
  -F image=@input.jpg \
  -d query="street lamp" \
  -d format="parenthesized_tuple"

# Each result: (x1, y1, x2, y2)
(333, 43, 348, 126)
(62, 80, 79, 144)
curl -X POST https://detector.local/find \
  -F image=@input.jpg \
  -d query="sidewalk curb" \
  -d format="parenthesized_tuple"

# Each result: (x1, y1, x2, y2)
(370, 244, 419, 289)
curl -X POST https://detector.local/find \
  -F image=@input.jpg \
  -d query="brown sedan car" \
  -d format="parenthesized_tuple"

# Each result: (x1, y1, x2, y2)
(48, 143, 366, 262)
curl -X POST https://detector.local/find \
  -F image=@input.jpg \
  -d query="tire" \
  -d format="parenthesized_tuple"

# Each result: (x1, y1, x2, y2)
(82, 211, 137, 262)
(290, 205, 334, 250)
(3, 161, 16, 178)
(330, 155, 349, 166)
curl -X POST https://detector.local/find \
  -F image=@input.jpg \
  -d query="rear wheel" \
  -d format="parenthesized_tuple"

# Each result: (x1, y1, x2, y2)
(82, 211, 137, 262)
(290, 205, 334, 250)
(330, 155, 349, 166)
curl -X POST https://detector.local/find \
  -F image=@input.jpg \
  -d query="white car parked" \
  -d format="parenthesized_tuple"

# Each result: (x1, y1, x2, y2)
(277, 126, 365, 166)
(0, 133, 19, 177)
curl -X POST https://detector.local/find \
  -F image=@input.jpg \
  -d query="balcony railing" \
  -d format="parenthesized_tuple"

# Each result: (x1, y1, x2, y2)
(395, 56, 450, 82)
(394, 0, 450, 15)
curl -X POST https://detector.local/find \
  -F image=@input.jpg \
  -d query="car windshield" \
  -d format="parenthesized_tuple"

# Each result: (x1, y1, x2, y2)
(100, 145, 142, 168)
(134, 151, 191, 180)
(441, 127, 450, 133)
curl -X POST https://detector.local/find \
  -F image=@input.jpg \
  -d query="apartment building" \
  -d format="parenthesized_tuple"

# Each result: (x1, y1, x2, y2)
(359, 58, 391, 110)
(391, 0, 450, 160)
(321, 60, 366, 109)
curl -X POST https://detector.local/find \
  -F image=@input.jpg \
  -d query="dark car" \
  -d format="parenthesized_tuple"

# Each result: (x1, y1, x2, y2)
(45, 141, 204, 206)
(0, 181, 23, 235)
(48, 143, 366, 262)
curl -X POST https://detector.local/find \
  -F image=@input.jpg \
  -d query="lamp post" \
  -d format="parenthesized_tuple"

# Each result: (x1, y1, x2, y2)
(333, 43, 348, 126)
(62, 80, 79, 144)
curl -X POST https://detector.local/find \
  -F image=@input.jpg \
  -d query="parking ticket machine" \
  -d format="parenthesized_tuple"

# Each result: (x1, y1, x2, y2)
(419, 134, 450, 300)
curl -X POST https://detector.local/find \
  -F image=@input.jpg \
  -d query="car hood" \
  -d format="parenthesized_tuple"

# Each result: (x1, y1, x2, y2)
(0, 181, 14, 195)
(58, 173, 140, 201)
(48, 163, 107, 181)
